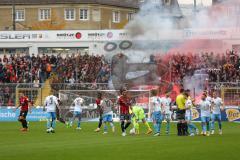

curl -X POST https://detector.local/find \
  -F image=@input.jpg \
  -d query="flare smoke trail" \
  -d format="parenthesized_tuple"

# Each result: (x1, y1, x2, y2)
(123, 0, 239, 97)
(125, 0, 183, 53)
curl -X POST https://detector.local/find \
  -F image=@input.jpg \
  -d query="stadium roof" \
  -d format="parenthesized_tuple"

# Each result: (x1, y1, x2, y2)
(0, 0, 139, 9)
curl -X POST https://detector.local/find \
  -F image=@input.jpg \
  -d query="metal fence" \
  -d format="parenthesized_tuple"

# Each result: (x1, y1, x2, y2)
(0, 82, 239, 107)
(0, 83, 110, 107)
(0, 83, 17, 106)
(221, 87, 240, 106)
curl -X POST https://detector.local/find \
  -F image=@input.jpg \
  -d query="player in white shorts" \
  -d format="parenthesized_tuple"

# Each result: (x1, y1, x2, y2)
(185, 92, 199, 136)
(43, 95, 59, 133)
(201, 90, 212, 134)
(161, 92, 172, 135)
(69, 97, 84, 130)
(100, 93, 115, 134)
(150, 89, 163, 136)
(210, 91, 224, 135)
(199, 93, 211, 136)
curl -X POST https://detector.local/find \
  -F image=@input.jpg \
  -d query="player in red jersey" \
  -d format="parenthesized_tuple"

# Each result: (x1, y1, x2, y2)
(94, 92, 103, 132)
(118, 87, 132, 136)
(14, 92, 32, 132)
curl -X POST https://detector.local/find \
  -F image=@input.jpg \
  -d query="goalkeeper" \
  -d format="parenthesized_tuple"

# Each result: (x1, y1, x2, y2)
(130, 104, 152, 135)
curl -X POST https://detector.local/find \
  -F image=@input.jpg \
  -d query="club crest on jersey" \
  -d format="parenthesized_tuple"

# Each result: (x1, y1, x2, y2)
(192, 109, 199, 120)
(226, 109, 240, 122)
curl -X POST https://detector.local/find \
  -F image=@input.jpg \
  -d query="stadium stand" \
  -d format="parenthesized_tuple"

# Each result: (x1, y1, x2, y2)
(0, 50, 239, 106)
(0, 53, 111, 84)
(0, 53, 111, 106)
(162, 51, 240, 83)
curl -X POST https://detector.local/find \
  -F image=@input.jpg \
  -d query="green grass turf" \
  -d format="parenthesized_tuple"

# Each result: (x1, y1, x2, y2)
(0, 122, 239, 160)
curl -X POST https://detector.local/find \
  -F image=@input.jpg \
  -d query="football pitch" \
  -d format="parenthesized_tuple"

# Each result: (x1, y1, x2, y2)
(0, 122, 239, 160)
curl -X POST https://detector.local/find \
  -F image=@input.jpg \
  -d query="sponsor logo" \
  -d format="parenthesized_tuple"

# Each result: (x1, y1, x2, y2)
(75, 32, 82, 39)
(0, 112, 16, 118)
(192, 109, 199, 120)
(87, 32, 105, 39)
(0, 33, 43, 39)
(119, 32, 128, 37)
(57, 32, 81, 40)
(86, 110, 98, 119)
(104, 41, 132, 52)
(31, 34, 44, 39)
(226, 109, 240, 122)
(184, 30, 228, 38)
(107, 32, 113, 38)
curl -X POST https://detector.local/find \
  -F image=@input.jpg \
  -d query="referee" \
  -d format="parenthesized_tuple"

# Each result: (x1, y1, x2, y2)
(176, 89, 188, 136)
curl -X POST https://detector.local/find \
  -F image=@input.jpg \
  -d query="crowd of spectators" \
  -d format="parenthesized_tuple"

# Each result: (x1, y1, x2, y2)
(0, 50, 240, 106)
(0, 52, 111, 106)
(0, 85, 15, 106)
(0, 53, 111, 84)
(169, 50, 240, 83)
(47, 53, 111, 84)
(1, 51, 239, 85)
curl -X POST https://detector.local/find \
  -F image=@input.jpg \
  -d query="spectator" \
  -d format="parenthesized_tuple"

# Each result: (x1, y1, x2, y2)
(69, 76, 75, 84)
(46, 63, 52, 79)
(167, 50, 240, 83)
(33, 78, 40, 88)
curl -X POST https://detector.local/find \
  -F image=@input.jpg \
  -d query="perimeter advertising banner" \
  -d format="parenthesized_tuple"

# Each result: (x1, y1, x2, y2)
(0, 106, 239, 122)
(0, 30, 130, 42)
(0, 29, 235, 42)
(187, 106, 240, 122)
(0, 108, 47, 121)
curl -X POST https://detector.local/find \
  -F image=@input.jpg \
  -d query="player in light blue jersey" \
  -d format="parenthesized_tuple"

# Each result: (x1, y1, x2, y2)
(161, 92, 172, 135)
(68, 97, 84, 130)
(185, 91, 199, 136)
(200, 90, 212, 135)
(210, 91, 224, 135)
(150, 89, 163, 136)
(100, 93, 115, 134)
(43, 95, 59, 133)
(199, 93, 211, 136)
(203, 90, 212, 102)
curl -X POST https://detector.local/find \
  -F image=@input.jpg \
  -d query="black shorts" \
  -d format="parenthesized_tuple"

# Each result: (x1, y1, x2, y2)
(176, 109, 186, 120)
(120, 114, 131, 121)
(19, 111, 28, 119)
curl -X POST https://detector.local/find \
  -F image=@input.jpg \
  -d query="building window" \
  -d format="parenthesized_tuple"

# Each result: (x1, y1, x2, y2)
(164, 0, 171, 5)
(127, 13, 134, 21)
(15, 9, 25, 21)
(112, 11, 120, 23)
(65, 8, 75, 20)
(92, 9, 101, 21)
(39, 8, 51, 20)
(80, 9, 89, 20)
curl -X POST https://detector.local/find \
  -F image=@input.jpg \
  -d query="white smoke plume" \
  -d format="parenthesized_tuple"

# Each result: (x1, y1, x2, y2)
(190, 0, 240, 29)
(126, 0, 182, 40)
(124, 0, 184, 62)
(126, 0, 240, 49)
(123, 0, 240, 95)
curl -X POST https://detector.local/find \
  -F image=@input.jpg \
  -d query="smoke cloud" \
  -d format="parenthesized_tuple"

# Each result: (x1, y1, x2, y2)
(121, 0, 240, 96)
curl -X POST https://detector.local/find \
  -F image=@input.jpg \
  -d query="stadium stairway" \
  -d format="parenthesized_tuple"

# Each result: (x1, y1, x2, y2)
(34, 79, 52, 106)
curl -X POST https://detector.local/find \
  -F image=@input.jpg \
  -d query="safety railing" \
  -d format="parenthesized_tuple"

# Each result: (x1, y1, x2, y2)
(0, 82, 239, 107)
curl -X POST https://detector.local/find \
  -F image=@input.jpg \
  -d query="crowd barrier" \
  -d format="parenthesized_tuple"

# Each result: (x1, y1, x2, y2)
(0, 82, 239, 122)
(0, 108, 47, 121)
(0, 107, 239, 122)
